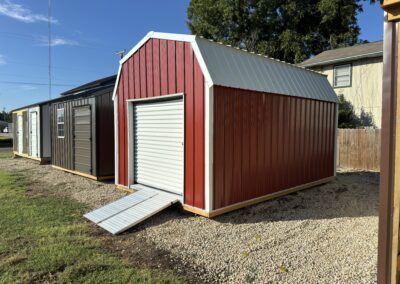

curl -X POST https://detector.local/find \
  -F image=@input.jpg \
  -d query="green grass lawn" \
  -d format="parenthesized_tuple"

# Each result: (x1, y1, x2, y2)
(0, 170, 184, 283)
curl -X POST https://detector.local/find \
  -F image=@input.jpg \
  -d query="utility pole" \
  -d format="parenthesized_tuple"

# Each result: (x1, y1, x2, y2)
(116, 50, 126, 60)
(48, 0, 52, 99)
(379, 1, 400, 283)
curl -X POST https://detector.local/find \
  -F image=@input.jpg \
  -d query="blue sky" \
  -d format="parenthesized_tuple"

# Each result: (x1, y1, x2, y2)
(0, 0, 383, 111)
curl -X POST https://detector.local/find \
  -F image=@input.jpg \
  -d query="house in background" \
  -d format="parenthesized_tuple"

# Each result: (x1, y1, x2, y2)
(300, 41, 383, 127)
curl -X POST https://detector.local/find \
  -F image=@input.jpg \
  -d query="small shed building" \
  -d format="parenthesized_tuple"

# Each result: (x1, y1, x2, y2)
(50, 75, 116, 180)
(12, 102, 51, 163)
(113, 32, 339, 217)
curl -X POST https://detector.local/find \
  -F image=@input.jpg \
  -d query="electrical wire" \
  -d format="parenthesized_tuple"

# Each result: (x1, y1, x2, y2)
(0, 80, 76, 87)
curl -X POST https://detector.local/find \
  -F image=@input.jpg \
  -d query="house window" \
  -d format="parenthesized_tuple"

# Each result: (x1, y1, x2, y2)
(57, 108, 65, 138)
(333, 64, 352, 87)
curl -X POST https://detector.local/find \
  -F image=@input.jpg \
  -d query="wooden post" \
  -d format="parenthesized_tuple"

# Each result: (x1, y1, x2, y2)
(379, 2, 400, 283)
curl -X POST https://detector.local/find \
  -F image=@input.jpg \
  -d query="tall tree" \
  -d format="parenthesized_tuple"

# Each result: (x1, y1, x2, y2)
(187, 0, 376, 63)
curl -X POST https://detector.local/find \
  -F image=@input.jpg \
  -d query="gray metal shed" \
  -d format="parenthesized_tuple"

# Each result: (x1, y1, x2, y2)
(50, 76, 116, 180)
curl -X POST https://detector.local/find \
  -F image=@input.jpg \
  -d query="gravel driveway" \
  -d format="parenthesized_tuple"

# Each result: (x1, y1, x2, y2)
(0, 157, 378, 283)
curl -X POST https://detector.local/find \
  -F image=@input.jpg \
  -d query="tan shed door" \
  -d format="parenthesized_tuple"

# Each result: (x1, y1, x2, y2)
(134, 98, 184, 195)
(73, 106, 92, 175)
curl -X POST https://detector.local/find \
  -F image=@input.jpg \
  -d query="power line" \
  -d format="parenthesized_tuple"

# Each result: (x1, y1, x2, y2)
(0, 80, 76, 87)
(4, 60, 112, 73)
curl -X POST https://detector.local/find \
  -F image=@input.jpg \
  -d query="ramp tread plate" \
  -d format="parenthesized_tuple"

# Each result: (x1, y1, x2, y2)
(84, 188, 180, 235)
(98, 194, 179, 235)
(84, 189, 157, 224)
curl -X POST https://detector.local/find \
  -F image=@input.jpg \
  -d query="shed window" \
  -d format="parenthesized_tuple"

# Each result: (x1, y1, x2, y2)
(57, 108, 65, 138)
(333, 64, 351, 87)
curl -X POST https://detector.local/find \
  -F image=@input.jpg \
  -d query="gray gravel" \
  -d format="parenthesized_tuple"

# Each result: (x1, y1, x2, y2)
(0, 156, 127, 207)
(0, 157, 378, 283)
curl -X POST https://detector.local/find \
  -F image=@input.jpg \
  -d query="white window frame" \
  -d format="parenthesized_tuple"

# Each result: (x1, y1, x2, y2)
(57, 108, 65, 138)
(333, 64, 352, 88)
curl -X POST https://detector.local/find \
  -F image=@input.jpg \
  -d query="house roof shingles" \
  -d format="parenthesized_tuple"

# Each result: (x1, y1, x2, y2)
(300, 41, 383, 68)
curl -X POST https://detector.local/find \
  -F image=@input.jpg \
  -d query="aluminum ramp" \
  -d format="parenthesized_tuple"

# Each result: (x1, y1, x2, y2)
(84, 188, 180, 235)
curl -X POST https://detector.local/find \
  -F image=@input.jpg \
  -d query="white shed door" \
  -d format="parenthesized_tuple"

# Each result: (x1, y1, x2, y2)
(134, 98, 184, 195)
(30, 112, 38, 157)
(17, 115, 23, 153)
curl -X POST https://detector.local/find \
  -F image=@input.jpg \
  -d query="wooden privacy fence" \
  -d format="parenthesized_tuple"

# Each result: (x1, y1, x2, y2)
(337, 129, 381, 171)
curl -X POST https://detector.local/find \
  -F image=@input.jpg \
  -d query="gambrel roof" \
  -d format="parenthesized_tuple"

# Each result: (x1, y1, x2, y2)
(114, 32, 338, 103)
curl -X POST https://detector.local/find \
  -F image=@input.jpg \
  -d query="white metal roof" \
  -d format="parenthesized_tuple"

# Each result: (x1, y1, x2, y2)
(113, 32, 338, 103)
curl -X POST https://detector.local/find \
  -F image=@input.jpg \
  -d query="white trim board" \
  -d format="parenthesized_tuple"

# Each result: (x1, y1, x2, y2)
(114, 96, 119, 185)
(126, 92, 184, 103)
(204, 84, 213, 212)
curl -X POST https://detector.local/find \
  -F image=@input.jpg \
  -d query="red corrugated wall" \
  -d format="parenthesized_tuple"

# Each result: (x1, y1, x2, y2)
(213, 86, 336, 210)
(116, 39, 205, 209)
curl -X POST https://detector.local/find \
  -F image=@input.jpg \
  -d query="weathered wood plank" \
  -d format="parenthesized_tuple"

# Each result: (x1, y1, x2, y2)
(337, 129, 381, 171)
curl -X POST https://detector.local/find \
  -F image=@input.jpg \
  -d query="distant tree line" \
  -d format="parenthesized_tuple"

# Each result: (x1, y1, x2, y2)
(187, 0, 377, 64)
(0, 108, 11, 123)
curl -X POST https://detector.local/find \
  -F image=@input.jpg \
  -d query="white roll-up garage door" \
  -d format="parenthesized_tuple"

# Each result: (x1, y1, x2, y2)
(134, 98, 184, 195)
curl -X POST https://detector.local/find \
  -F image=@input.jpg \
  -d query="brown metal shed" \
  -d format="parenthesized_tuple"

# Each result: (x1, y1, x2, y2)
(50, 76, 116, 180)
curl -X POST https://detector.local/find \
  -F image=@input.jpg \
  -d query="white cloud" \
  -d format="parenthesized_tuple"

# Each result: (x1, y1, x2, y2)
(0, 54, 6, 65)
(49, 38, 79, 47)
(0, 1, 58, 23)
(37, 36, 79, 47)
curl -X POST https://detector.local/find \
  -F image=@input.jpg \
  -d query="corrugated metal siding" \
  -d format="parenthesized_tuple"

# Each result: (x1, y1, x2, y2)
(195, 37, 338, 103)
(117, 38, 205, 209)
(51, 88, 114, 177)
(213, 86, 336, 209)
(40, 104, 51, 158)
(51, 97, 97, 175)
(95, 91, 115, 177)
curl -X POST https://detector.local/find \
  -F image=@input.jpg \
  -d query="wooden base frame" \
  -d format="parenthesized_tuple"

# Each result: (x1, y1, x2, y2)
(13, 152, 50, 165)
(183, 176, 334, 218)
(51, 165, 114, 181)
(116, 184, 135, 193)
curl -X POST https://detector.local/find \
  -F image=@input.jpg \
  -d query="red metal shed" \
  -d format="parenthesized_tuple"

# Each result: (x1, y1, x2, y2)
(113, 32, 338, 217)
